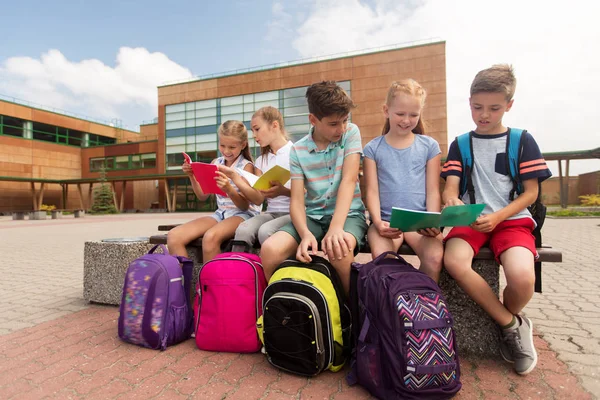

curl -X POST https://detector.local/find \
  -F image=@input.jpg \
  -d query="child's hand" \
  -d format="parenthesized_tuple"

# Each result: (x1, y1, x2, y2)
(375, 220, 403, 239)
(322, 228, 351, 261)
(215, 171, 234, 194)
(444, 198, 464, 207)
(182, 162, 193, 177)
(417, 228, 441, 237)
(260, 181, 285, 199)
(297, 234, 318, 263)
(471, 213, 500, 233)
(217, 164, 238, 179)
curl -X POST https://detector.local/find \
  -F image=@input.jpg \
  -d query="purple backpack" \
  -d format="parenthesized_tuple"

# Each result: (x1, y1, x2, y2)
(347, 252, 461, 399)
(118, 244, 193, 350)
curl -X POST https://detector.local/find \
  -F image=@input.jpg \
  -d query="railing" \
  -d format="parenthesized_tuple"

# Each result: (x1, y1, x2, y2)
(160, 38, 443, 87)
(141, 117, 159, 125)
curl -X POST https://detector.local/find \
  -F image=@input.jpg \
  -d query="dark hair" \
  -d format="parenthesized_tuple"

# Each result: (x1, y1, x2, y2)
(252, 106, 288, 158)
(305, 81, 356, 120)
(470, 64, 516, 101)
(382, 79, 426, 135)
(218, 120, 252, 162)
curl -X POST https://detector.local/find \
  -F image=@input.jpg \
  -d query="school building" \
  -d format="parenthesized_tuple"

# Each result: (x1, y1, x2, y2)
(0, 40, 595, 213)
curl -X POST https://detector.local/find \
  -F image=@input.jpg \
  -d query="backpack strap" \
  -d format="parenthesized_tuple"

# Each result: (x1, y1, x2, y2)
(507, 128, 526, 200)
(456, 132, 476, 204)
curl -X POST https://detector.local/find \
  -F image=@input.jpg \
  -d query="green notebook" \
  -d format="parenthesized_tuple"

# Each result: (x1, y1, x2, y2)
(389, 204, 486, 232)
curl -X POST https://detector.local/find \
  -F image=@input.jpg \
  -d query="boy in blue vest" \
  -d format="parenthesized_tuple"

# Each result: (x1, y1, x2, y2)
(260, 81, 367, 294)
(441, 64, 551, 375)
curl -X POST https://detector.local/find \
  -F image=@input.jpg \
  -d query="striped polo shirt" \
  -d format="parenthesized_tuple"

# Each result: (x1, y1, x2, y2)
(289, 122, 365, 220)
(215, 156, 261, 215)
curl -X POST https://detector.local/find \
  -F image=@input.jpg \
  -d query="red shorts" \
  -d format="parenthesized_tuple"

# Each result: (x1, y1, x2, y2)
(444, 218, 538, 262)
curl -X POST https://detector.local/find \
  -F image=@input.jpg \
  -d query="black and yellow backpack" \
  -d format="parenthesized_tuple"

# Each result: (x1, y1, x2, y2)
(256, 255, 351, 376)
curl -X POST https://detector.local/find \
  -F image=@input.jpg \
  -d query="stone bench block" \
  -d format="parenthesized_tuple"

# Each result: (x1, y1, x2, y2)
(51, 210, 63, 219)
(439, 259, 500, 357)
(83, 238, 153, 305)
(12, 212, 26, 220)
(29, 210, 47, 220)
(74, 210, 85, 218)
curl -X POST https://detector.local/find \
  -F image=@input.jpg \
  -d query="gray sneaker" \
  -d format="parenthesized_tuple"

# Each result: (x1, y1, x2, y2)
(500, 315, 537, 375)
(498, 325, 514, 363)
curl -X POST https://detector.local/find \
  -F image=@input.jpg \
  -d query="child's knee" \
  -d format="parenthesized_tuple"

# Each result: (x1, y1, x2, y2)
(235, 221, 255, 243)
(506, 271, 535, 292)
(443, 253, 471, 279)
(257, 226, 273, 245)
(202, 228, 221, 247)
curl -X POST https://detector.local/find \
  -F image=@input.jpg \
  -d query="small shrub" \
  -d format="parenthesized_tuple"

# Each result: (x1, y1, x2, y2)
(41, 204, 57, 215)
(579, 194, 600, 207)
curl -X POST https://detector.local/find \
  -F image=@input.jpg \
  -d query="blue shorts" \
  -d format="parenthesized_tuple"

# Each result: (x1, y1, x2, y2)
(210, 209, 256, 222)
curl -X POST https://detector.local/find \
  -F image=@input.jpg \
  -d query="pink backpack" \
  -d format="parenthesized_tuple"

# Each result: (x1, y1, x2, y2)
(194, 247, 266, 352)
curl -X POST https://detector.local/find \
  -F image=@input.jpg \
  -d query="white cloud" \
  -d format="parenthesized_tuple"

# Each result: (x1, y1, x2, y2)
(0, 47, 193, 130)
(286, 0, 600, 175)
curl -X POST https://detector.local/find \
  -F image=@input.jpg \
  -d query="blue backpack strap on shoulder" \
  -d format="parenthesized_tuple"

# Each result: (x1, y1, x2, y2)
(507, 128, 525, 199)
(456, 132, 475, 203)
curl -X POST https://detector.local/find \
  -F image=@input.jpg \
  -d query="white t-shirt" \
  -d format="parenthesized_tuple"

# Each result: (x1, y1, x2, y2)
(255, 141, 293, 213)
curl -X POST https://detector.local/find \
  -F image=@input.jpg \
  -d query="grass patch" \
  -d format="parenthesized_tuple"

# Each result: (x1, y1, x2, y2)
(547, 210, 600, 217)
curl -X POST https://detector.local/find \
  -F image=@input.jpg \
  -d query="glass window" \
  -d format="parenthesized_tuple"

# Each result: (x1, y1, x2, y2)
(167, 144, 186, 154)
(105, 157, 115, 169)
(195, 99, 217, 109)
(185, 110, 195, 119)
(221, 95, 243, 106)
(221, 113, 243, 122)
(90, 158, 105, 172)
(195, 149, 217, 163)
(195, 108, 216, 118)
(166, 111, 186, 122)
(283, 105, 309, 117)
(221, 104, 244, 115)
(32, 130, 56, 143)
(243, 94, 254, 103)
(185, 102, 195, 111)
(193, 133, 217, 144)
(166, 103, 185, 113)
(32, 122, 56, 135)
(98, 136, 116, 145)
(141, 153, 157, 168)
(2, 124, 23, 137)
(166, 120, 186, 130)
(339, 80, 351, 91)
(283, 96, 307, 108)
(68, 130, 84, 147)
(284, 87, 307, 98)
(285, 115, 310, 126)
(167, 153, 184, 168)
(115, 155, 129, 169)
(195, 116, 217, 127)
(2, 115, 24, 128)
(286, 124, 310, 134)
(244, 112, 254, 121)
(254, 91, 278, 102)
(166, 136, 186, 146)
(131, 155, 141, 169)
(254, 100, 279, 110)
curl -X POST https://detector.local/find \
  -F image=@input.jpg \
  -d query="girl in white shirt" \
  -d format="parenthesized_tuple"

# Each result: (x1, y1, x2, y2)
(219, 106, 293, 247)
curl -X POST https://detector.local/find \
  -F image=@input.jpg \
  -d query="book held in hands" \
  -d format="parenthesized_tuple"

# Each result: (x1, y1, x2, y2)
(389, 204, 486, 232)
(182, 152, 226, 196)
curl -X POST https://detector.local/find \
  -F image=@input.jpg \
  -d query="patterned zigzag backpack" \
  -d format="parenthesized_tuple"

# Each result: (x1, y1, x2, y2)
(347, 252, 461, 399)
(194, 241, 267, 353)
(456, 128, 547, 292)
(256, 255, 352, 376)
(118, 244, 194, 350)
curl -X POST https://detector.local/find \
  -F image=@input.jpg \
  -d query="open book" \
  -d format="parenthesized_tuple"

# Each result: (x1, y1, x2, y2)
(182, 152, 226, 196)
(389, 204, 486, 232)
(236, 165, 291, 191)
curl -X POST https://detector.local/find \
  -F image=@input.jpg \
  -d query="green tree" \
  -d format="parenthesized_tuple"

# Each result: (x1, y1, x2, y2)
(90, 167, 118, 214)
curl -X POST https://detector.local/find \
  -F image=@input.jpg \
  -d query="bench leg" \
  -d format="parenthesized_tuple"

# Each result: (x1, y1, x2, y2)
(439, 259, 500, 358)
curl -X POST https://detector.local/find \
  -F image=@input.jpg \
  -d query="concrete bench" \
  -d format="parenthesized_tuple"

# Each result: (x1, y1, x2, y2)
(149, 225, 562, 358)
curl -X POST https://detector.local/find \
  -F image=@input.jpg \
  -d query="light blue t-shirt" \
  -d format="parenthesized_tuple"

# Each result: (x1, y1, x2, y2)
(363, 134, 441, 221)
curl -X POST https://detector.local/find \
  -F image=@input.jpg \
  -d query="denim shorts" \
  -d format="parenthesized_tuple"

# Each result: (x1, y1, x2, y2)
(210, 209, 256, 222)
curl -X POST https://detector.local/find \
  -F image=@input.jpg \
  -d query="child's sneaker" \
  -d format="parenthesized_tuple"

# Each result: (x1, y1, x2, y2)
(500, 315, 537, 375)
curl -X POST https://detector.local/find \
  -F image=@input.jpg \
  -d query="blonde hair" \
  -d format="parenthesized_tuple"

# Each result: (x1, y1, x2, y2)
(252, 106, 289, 157)
(382, 79, 427, 135)
(470, 64, 516, 101)
(218, 120, 252, 162)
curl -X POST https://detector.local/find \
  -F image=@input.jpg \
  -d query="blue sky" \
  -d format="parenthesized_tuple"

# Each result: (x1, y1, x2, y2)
(1, 0, 599, 175)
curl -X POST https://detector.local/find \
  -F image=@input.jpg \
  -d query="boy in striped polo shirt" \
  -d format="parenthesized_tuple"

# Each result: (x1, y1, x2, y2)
(260, 81, 367, 294)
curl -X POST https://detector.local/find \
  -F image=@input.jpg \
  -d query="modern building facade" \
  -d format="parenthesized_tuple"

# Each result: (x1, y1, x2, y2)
(156, 41, 448, 209)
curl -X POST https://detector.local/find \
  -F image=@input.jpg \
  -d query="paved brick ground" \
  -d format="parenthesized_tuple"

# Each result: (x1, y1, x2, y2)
(0, 214, 598, 399)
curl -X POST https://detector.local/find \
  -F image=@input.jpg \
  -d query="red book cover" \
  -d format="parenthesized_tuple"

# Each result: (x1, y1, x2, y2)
(183, 152, 226, 196)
